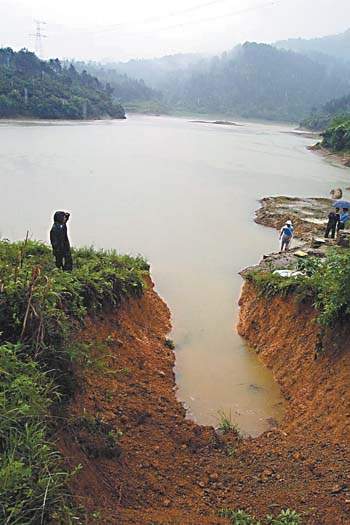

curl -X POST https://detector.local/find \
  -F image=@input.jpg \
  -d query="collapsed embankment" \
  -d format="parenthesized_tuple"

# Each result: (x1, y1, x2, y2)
(238, 281, 350, 442)
(57, 276, 350, 524)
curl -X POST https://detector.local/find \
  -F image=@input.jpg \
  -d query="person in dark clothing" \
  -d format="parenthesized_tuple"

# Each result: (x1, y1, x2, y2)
(325, 208, 340, 239)
(50, 211, 73, 270)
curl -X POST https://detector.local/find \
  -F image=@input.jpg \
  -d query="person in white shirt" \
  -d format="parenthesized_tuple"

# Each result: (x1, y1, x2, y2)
(279, 220, 294, 252)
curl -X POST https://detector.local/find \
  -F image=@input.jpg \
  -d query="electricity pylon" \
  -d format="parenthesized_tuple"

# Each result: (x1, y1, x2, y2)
(30, 20, 47, 58)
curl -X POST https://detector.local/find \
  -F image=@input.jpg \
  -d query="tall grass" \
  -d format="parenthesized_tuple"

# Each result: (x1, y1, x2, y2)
(0, 239, 149, 523)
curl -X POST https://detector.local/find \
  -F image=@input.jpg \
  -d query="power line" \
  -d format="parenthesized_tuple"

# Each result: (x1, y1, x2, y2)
(29, 20, 47, 58)
(88, 0, 283, 36)
(90, 0, 236, 34)
(166, 0, 282, 32)
(153, 0, 282, 33)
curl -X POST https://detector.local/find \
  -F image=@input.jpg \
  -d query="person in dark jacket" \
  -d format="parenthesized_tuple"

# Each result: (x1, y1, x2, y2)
(325, 208, 340, 239)
(50, 211, 73, 270)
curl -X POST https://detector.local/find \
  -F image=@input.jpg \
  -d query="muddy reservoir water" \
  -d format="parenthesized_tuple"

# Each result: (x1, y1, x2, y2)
(1, 115, 349, 436)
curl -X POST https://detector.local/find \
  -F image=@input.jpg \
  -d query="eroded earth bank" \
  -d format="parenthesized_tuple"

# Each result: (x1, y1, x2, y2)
(59, 268, 350, 523)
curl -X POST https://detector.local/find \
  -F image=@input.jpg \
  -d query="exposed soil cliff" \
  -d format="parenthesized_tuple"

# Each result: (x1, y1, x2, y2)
(56, 278, 350, 524)
(238, 282, 350, 442)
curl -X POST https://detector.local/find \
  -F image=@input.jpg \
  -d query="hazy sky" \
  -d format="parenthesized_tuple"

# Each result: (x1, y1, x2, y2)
(0, 0, 349, 62)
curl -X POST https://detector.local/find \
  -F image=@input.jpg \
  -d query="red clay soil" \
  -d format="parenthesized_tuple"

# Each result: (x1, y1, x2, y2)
(57, 278, 350, 524)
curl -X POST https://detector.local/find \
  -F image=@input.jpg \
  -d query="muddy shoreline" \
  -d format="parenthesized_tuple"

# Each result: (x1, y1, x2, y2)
(308, 142, 350, 169)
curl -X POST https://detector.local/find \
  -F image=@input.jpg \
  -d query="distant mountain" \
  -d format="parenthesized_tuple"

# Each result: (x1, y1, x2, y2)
(71, 61, 162, 104)
(0, 48, 125, 119)
(112, 53, 206, 89)
(275, 29, 350, 63)
(157, 43, 350, 121)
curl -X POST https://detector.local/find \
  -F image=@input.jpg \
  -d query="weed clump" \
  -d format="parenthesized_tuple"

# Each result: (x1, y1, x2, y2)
(218, 508, 302, 525)
(164, 338, 175, 350)
(217, 410, 242, 437)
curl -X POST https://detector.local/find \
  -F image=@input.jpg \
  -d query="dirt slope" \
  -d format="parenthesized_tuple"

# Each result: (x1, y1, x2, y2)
(238, 282, 350, 441)
(57, 279, 350, 524)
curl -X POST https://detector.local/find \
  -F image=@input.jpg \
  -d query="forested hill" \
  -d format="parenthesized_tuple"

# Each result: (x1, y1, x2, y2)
(276, 28, 350, 63)
(108, 43, 350, 121)
(0, 48, 125, 119)
(159, 43, 350, 121)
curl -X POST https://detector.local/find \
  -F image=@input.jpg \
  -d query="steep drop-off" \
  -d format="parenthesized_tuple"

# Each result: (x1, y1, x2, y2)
(238, 281, 350, 441)
(57, 278, 350, 524)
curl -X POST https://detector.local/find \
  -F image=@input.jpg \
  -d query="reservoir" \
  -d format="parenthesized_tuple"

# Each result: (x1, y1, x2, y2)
(1, 115, 348, 436)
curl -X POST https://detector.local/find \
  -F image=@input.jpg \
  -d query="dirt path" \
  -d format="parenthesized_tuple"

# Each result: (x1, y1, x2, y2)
(56, 276, 350, 524)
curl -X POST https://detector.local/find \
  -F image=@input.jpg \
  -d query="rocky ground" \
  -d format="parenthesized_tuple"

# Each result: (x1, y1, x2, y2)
(255, 196, 333, 241)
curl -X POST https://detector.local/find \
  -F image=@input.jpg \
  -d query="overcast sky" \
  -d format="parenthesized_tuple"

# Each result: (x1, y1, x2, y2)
(0, 0, 349, 62)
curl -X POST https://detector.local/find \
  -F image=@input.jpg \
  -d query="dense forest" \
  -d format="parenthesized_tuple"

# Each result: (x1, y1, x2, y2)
(301, 93, 350, 131)
(0, 48, 125, 119)
(108, 42, 350, 121)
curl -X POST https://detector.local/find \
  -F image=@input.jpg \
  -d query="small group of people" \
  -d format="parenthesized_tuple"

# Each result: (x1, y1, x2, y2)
(50, 211, 73, 270)
(325, 207, 350, 239)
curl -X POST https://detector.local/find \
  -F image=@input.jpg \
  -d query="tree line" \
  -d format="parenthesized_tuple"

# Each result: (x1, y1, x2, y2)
(0, 48, 125, 119)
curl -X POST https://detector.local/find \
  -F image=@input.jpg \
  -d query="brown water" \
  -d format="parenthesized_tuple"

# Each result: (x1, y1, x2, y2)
(1, 115, 348, 436)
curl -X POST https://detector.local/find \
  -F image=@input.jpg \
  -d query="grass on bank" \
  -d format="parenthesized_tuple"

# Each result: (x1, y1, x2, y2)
(0, 239, 149, 524)
(246, 248, 350, 327)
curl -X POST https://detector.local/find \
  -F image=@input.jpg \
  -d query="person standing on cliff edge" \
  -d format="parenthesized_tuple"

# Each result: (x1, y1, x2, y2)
(279, 220, 294, 252)
(50, 211, 73, 271)
(325, 207, 340, 239)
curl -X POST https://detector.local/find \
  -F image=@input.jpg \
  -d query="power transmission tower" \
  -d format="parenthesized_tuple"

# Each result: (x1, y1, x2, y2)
(30, 20, 47, 58)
